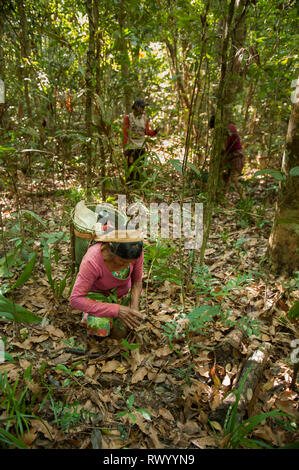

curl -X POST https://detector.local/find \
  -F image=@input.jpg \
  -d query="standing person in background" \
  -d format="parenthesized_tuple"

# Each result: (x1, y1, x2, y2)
(123, 99, 159, 181)
(209, 115, 245, 196)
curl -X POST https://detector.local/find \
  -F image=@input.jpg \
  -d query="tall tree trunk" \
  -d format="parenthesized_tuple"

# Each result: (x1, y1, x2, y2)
(165, 39, 190, 111)
(228, 0, 249, 101)
(94, 0, 107, 199)
(85, 0, 96, 200)
(268, 79, 299, 275)
(200, 0, 236, 264)
(0, 9, 5, 131)
(17, 0, 32, 119)
(118, 0, 131, 113)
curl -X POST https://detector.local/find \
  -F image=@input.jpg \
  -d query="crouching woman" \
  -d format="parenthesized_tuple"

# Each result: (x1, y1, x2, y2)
(70, 237, 144, 339)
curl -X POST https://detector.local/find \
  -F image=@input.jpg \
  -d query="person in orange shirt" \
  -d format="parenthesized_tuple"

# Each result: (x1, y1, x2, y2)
(123, 99, 159, 181)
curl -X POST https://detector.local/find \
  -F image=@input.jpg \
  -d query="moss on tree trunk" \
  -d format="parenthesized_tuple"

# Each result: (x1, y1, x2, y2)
(269, 84, 299, 275)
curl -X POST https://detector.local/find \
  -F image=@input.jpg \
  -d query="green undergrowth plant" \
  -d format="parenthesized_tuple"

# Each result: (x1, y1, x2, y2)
(210, 366, 296, 449)
(36, 362, 95, 432)
(121, 338, 140, 359)
(235, 195, 256, 227)
(172, 364, 195, 386)
(144, 239, 182, 286)
(162, 304, 223, 352)
(0, 238, 42, 324)
(49, 398, 95, 432)
(0, 211, 74, 320)
(192, 266, 262, 336)
(41, 231, 73, 299)
(0, 214, 43, 323)
(162, 267, 262, 351)
(54, 362, 85, 386)
(62, 337, 85, 351)
(0, 294, 42, 324)
(0, 367, 48, 448)
(116, 394, 151, 425)
(0, 420, 28, 449)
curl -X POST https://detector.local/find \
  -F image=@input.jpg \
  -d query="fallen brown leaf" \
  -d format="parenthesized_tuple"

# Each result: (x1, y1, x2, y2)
(45, 325, 65, 339)
(19, 359, 32, 369)
(155, 345, 172, 357)
(148, 425, 162, 449)
(29, 418, 58, 441)
(22, 430, 38, 446)
(182, 420, 200, 435)
(86, 365, 96, 378)
(158, 407, 175, 422)
(131, 366, 148, 384)
(191, 436, 217, 449)
(11, 335, 49, 350)
(101, 360, 121, 373)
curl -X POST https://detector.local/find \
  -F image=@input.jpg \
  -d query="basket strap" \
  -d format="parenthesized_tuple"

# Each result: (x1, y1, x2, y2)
(74, 229, 94, 240)
(73, 229, 142, 242)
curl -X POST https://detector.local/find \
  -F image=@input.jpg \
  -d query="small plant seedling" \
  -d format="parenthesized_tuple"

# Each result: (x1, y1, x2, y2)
(116, 394, 151, 424)
(55, 362, 85, 386)
(62, 337, 84, 351)
(121, 339, 140, 359)
(49, 399, 95, 431)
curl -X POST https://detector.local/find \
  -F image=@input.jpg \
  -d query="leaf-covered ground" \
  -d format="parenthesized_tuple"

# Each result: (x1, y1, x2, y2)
(0, 151, 298, 449)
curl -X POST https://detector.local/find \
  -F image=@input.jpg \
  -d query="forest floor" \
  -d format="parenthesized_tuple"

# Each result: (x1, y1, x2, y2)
(0, 145, 298, 450)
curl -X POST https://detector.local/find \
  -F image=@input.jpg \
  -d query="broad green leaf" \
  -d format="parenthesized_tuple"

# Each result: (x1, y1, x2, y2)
(0, 295, 42, 323)
(254, 169, 286, 181)
(121, 338, 140, 351)
(0, 428, 28, 449)
(9, 252, 37, 291)
(169, 158, 183, 174)
(230, 410, 285, 446)
(290, 166, 299, 177)
(43, 249, 54, 288)
(0, 146, 16, 153)
(127, 394, 135, 409)
(129, 412, 136, 424)
(0, 311, 14, 321)
(137, 408, 152, 421)
(73, 370, 84, 377)
(187, 162, 202, 177)
(20, 210, 47, 228)
(0, 247, 21, 277)
(55, 365, 69, 372)
(288, 301, 299, 320)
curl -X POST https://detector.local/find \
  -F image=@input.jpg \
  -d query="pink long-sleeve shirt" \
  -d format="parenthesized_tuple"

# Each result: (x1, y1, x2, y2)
(225, 123, 243, 154)
(70, 243, 144, 318)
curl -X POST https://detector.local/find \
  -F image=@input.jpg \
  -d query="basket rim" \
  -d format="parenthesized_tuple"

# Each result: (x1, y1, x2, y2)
(71, 201, 129, 234)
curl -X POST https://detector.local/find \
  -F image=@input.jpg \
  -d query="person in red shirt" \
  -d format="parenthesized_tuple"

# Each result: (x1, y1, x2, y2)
(123, 99, 159, 181)
(209, 115, 245, 195)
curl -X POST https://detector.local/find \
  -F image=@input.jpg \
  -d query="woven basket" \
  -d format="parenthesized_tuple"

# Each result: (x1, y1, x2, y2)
(70, 201, 128, 266)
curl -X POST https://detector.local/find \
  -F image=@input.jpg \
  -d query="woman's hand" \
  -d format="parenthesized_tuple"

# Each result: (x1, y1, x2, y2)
(118, 305, 144, 330)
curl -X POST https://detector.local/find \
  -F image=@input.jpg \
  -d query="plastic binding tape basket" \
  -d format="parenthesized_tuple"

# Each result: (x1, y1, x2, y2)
(70, 200, 141, 266)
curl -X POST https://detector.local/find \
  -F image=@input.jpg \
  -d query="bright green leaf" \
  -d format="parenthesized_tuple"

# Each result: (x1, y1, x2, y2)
(9, 252, 37, 292)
